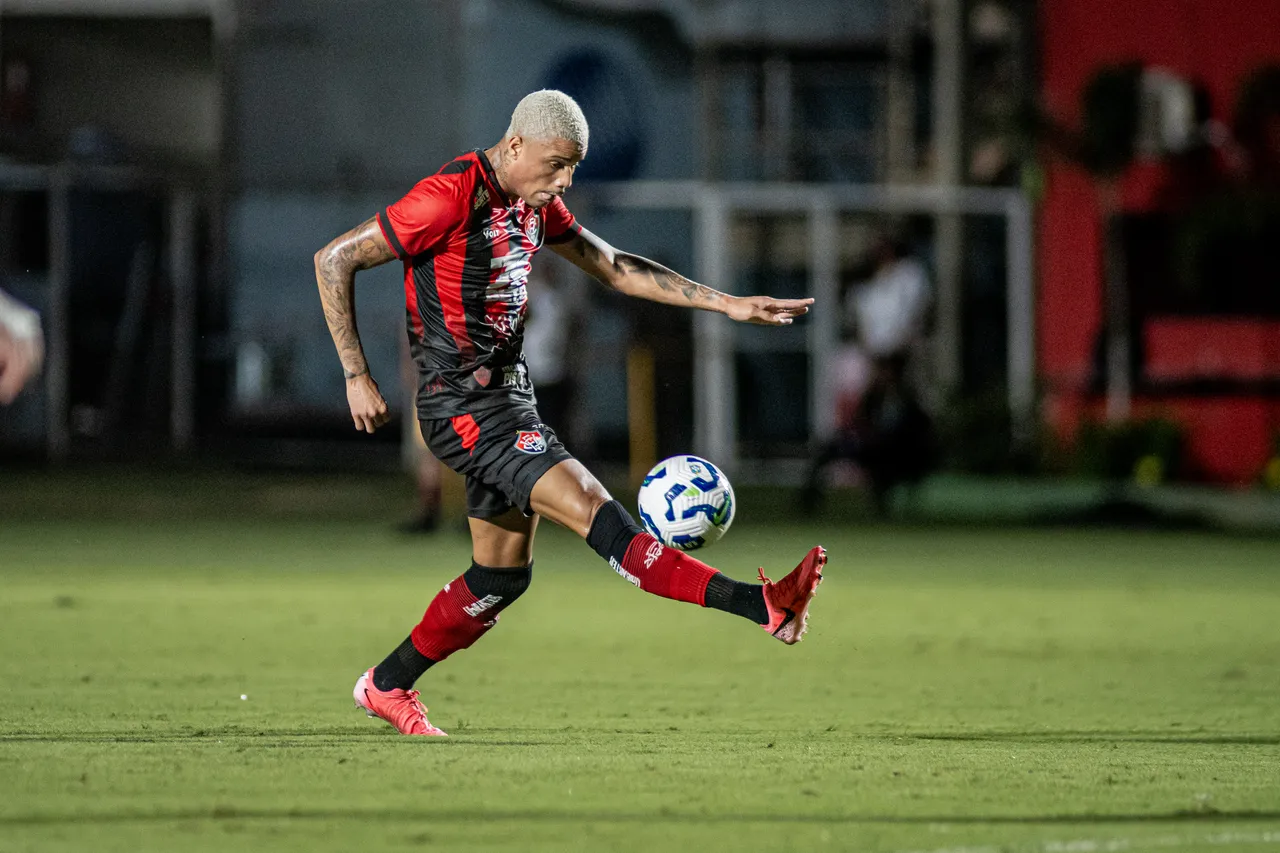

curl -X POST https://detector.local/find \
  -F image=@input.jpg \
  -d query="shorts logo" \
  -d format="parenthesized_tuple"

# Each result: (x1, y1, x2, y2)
(514, 429, 547, 454)
(643, 540, 663, 569)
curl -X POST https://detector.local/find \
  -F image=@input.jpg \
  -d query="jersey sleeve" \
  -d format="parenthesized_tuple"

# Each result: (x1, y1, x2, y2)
(377, 175, 466, 259)
(542, 196, 582, 244)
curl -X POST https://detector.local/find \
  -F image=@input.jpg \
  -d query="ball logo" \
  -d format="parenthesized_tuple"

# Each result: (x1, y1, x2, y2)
(514, 429, 547, 454)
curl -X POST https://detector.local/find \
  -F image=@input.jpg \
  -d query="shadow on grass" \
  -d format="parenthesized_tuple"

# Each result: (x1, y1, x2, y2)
(908, 731, 1280, 746)
(0, 730, 560, 748)
(5, 727, 1277, 747)
(2, 807, 1279, 828)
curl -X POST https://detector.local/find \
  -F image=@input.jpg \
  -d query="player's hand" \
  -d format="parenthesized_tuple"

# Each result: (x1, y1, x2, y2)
(346, 372, 390, 434)
(725, 295, 814, 326)
(0, 327, 43, 405)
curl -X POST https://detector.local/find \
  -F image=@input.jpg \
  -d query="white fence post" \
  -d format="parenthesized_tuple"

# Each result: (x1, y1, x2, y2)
(1006, 194, 1036, 444)
(809, 196, 840, 442)
(694, 189, 736, 472)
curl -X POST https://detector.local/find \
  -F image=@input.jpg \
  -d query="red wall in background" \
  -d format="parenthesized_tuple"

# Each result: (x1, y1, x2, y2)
(1038, 0, 1280, 482)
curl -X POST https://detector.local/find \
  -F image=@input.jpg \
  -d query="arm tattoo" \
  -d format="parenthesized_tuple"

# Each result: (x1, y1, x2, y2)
(314, 217, 395, 377)
(565, 233, 723, 308)
(557, 230, 727, 311)
(614, 254, 723, 307)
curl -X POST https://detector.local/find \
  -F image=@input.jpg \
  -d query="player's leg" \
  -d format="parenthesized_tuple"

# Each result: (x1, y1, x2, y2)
(354, 417, 541, 735)
(529, 459, 825, 643)
(375, 479, 536, 672)
(373, 507, 535, 681)
(355, 497, 536, 736)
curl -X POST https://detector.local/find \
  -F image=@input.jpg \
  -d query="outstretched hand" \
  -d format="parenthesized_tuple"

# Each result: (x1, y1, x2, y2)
(346, 373, 390, 433)
(725, 295, 814, 326)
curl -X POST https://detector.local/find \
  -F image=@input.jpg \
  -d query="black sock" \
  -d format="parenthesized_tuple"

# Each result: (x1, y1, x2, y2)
(703, 572, 768, 624)
(586, 499, 644, 564)
(372, 636, 436, 692)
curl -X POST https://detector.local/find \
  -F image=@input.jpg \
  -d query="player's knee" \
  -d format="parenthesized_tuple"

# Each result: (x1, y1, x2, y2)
(585, 499, 644, 564)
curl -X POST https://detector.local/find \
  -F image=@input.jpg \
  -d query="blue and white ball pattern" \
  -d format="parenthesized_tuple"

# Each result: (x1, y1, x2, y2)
(636, 455, 736, 551)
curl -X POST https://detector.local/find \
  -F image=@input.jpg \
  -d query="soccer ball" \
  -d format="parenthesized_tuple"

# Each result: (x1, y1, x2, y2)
(636, 455, 736, 551)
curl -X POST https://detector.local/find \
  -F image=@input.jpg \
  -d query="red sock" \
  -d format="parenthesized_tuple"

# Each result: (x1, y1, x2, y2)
(409, 563, 531, 662)
(616, 533, 718, 605)
(409, 578, 494, 662)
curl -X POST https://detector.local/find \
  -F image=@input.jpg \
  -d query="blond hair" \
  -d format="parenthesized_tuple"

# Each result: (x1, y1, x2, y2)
(505, 89, 589, 151)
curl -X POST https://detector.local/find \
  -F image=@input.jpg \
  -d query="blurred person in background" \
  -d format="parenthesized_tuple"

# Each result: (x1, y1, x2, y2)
(314, 90, 825, 737)
(803, 226, 936, 514)
(0, 287, 42, 405)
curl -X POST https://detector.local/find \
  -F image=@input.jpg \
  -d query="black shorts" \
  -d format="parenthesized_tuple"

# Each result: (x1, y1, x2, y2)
(422, 403, 574, 519)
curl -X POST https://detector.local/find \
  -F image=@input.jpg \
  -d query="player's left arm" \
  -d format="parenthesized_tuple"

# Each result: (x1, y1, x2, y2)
(549, 227, 813, 326)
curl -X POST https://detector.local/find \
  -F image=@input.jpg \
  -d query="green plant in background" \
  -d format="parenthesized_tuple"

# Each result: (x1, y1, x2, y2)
(1263, 433, 1280, 491)
(1075, 416, 1185, 484)
(935, 386, 1047, 476)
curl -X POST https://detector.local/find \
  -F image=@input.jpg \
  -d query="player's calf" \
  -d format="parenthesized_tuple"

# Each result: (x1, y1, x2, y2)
(371, 561, 533, 692)
(585, 499, 769, 625)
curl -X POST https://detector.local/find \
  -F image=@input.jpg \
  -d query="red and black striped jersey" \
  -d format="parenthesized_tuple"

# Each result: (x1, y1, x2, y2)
(376, 149, 581, 419)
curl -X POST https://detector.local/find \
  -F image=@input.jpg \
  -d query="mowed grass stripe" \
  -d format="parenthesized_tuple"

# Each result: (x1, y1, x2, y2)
(1, 516, 1277, 851)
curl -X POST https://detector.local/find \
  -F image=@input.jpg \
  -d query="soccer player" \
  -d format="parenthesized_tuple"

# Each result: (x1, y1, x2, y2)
(0, 287, 43, 405)
(314, 90, 826, 737)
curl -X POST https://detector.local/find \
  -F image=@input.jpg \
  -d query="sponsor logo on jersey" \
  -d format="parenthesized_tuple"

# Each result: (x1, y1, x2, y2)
(514, 429, 547, 454)
(643, 540, 663, 569)
(463, 594, 502, 618)
(608, 557, 641, 588)
(473, 186, 489, 210)
(502, 363, 532, 392)
(483, 226, 503, 240)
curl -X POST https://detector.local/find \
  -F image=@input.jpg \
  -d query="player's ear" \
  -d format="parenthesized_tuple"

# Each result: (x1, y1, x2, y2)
(508, 135, 523, 161)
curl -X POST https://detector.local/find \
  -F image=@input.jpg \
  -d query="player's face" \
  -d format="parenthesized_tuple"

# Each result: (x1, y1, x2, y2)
(507, 136, 584, 208)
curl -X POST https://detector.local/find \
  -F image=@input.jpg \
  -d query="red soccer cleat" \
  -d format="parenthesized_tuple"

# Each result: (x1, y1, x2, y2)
(758, 546, 826, 644)
(353, 668, 448, 736)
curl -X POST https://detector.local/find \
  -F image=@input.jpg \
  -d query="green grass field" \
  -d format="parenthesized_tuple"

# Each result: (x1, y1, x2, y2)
(1, 470, 1279, 852)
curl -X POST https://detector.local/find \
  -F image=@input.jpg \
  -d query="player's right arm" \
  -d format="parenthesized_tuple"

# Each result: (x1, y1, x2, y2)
(313, 217, 396, 433)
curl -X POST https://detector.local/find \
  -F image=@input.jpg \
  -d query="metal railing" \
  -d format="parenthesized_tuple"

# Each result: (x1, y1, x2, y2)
(0, 162, 204, 460)
(575, 180, 1035, 477)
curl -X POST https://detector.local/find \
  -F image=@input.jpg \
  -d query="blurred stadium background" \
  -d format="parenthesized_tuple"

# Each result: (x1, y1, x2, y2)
(1, 1, 1279, 851)
(1, 0, 1279, 500)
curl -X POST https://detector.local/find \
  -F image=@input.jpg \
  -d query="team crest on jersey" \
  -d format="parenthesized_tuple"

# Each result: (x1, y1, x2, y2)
(514, 429, 546, 454)
(524, 215, 539, 244)
(473, 186, 489, 210)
